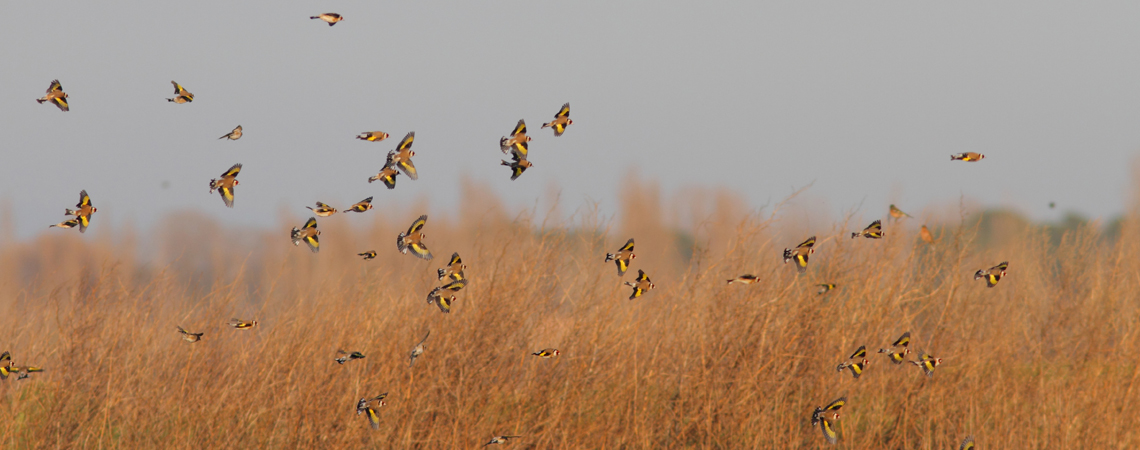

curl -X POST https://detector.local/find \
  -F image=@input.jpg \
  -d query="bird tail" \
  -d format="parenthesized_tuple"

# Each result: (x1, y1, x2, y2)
(541, 122, 552, 129)
(851, 232, 859, 239)
(36, 98, 47, 104)
(605, 253, 616, 262)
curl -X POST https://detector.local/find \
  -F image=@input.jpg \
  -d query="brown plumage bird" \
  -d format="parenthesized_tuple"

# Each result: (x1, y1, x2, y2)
(500, 119, 532, 160)
(532, 348, 560, 358)
(387, 132, 418, 180)
(782, 236, 815, 273)
(167, 81, 194, 103)
(208, 163, 242, 208)
(64, 190, 97, 233)
(726, 274, 759, 285)
(176, 325, 203, 342)
(345, 196, 374, 213)
(950, 152, 985, 161)
(356, 131, 389, 142)
(307, 202, 337, 217)
(624, 269, 654, 300)
(311, 13, 343, 26)
(605, 238, 636, 276)
(36, 79, 69, 111)
(541, 103, 573, 136)
(397, 215, 432, 260)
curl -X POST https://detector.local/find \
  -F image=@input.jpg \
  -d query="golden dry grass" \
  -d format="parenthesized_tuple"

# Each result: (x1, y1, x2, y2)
(1, 178, 1138, 449)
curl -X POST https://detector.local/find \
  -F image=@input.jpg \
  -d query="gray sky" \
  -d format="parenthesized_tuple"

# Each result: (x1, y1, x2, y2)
(3, 1, 1139, 239)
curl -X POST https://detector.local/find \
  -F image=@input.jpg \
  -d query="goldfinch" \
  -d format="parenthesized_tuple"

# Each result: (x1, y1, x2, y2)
(811, 396, 846, 445)
(49, 219, 80, 229)
(499, 119, 531, 160)
(541, 103, 572, 136)
(409, 331, 429, 367)
(36, 79, 69, 111)
(951, 152, 985, 161)
(851, 220, 883, 239)
(910, 350, 942, 377)
(888, 204, 912, 220)
(960, 435, 975, 450)
(726, 274, 759, 285)
(532, 348, 560, 358)
(356, 393, 388, 415)
(974, 262, 1008, 287)
(228, 318, 258, 329)
(335, 350, 366, 365)
(835, 345, 868, 379)
(176, 325, 203, 342)
(307, 201, 337, 217)
(310, 13, 343, 26)
(920, 225, 936, 244)
(208, 163, 242, 208)
(387, 132, 418, 180)
(397, 214, 433, 260)
(817, 283, 836, 295)
(358, 251, 377, 260)
(369, 165, 400, 189)
(426, 287, 456, 313)
(501, 153, 533, 180)
(878, 332, 911, 364)
(345, 196, 373, 213)
(782, 236, 815, 273)
(605, 238, 636, 276)
(219, 125, 242, 140)
(0, 351, 11, 379)
(438, 252, 466, 282)
(167, 81, 193, 103)
(356, 131, 389, 142)
(290, 217, 320, 253)
(483, 435, 522, 446)
(10, 365, 43, 381)
(63, 190, 98, 233)
(624, 269, 654, 300)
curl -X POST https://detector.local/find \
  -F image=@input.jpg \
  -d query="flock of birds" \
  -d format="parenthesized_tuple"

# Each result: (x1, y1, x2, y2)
(9, 12, 1005, 448)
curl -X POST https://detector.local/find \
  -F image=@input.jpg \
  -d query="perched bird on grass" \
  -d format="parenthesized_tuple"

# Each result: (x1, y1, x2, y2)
(483, 435, 522, 446)
(605, 238, 636, 276)
(811, 396, 846, 444)
(356, 131, 389, 142)
(878, 332, 911, 364)
(911, 350, 942, 377)
(817, 283, 836, 295)
(387, 132, 418, 180)
(835, 345, 868, 379)
(290, 217, 320, 253)
(888, 204, 912, 220)
(726, 274, 759, 285)
(335, 350, 366, 365)
(176, 325, 203, 342)
(426, 287, 456, 313)
(950, 152, 985, 162)
(36, 79, 69, 111)
(49, 219, 80, 229)
(345, 196, 374, 213)
(438, 253, 466, 282)
(500, 119, 531, 160)
(783, 236, 815, 273)
(409, 332, 429, 367)
(397, 215, 433, 260)
(624, 269, 655, 300)
(64, 190, 97, 233)
(541, 103, 573, 136)
(851, 220, 883, 239)
(532, 348, 560, 358)
(219, 125, 242, 140)
(920, 225, 936, 244)
(167, 81, 194, 103)
(208, 163, 242, 208)
(358, 251, 377, 260)
(959, 435, 975, 450)
(501, 153, 534, 180)
(311, 13, 343, 26)
(228, 318, 258, 330)
(974, 262, 1008, 287)
(307, 201, 337, 217)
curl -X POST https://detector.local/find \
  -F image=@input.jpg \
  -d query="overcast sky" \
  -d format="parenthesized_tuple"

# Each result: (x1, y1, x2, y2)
(2, 1, 1139, 239)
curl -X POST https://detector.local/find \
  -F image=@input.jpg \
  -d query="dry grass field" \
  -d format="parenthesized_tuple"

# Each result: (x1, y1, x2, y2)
(1, 178, 1138, 449)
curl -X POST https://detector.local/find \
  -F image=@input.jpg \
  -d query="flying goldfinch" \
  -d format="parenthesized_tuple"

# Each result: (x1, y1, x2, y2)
(888, 204, 912, 220)
(811, 396, 846, 445)
(541, 103, 573, 136)
(878, 332, 911, 364)
(910, 350, 942, 377)
(397, 214, 433, 260)
(919, 225, 936, 244)
(356, 131, 389, 142)
(387, 132, 418, 180)
(307, 201, 337, 217)
(851, 220, 884, 239)
(335, 350, 366, 365)
(369, 165, 401, 189)
(176, 325, 203, 342)
(960, 435, 975, 450)
(499, 119, 531, 160)
(438, 252, 466, 282)
(167, 81, 193, 103)
(835, 345, 868, 379)
(782, 236, 815, 273)
(426, 286, 456, 313)
(63, 190, 97, 233)
(605, 238, 636, 276)
(219, 125, 242, 140)
(624, 269, 654, 300)
(290, 217, 321, 253)
(0, 351, 11, 379)
(208, 163, 242, 208)
(358, 251, 377, 260)
(726, 274, 759, 285)
(532, 348, 560, 358)
(310, 13, 343, 26)
(356, 393, 388, 415)
(10, 365, 44, 381)
(49, 219, 80, 229)
(345, 196, 374, 213)
(228, 318, 258, 329)
(501, 153, 533, 181)
(817, 283, 836, 295)
(951, 152, 985, 161)
(974, 261, 1008, 287)
(36, 79, 69, 111)
(409, 331, 429, 367)
(483, 435, 522, 446)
